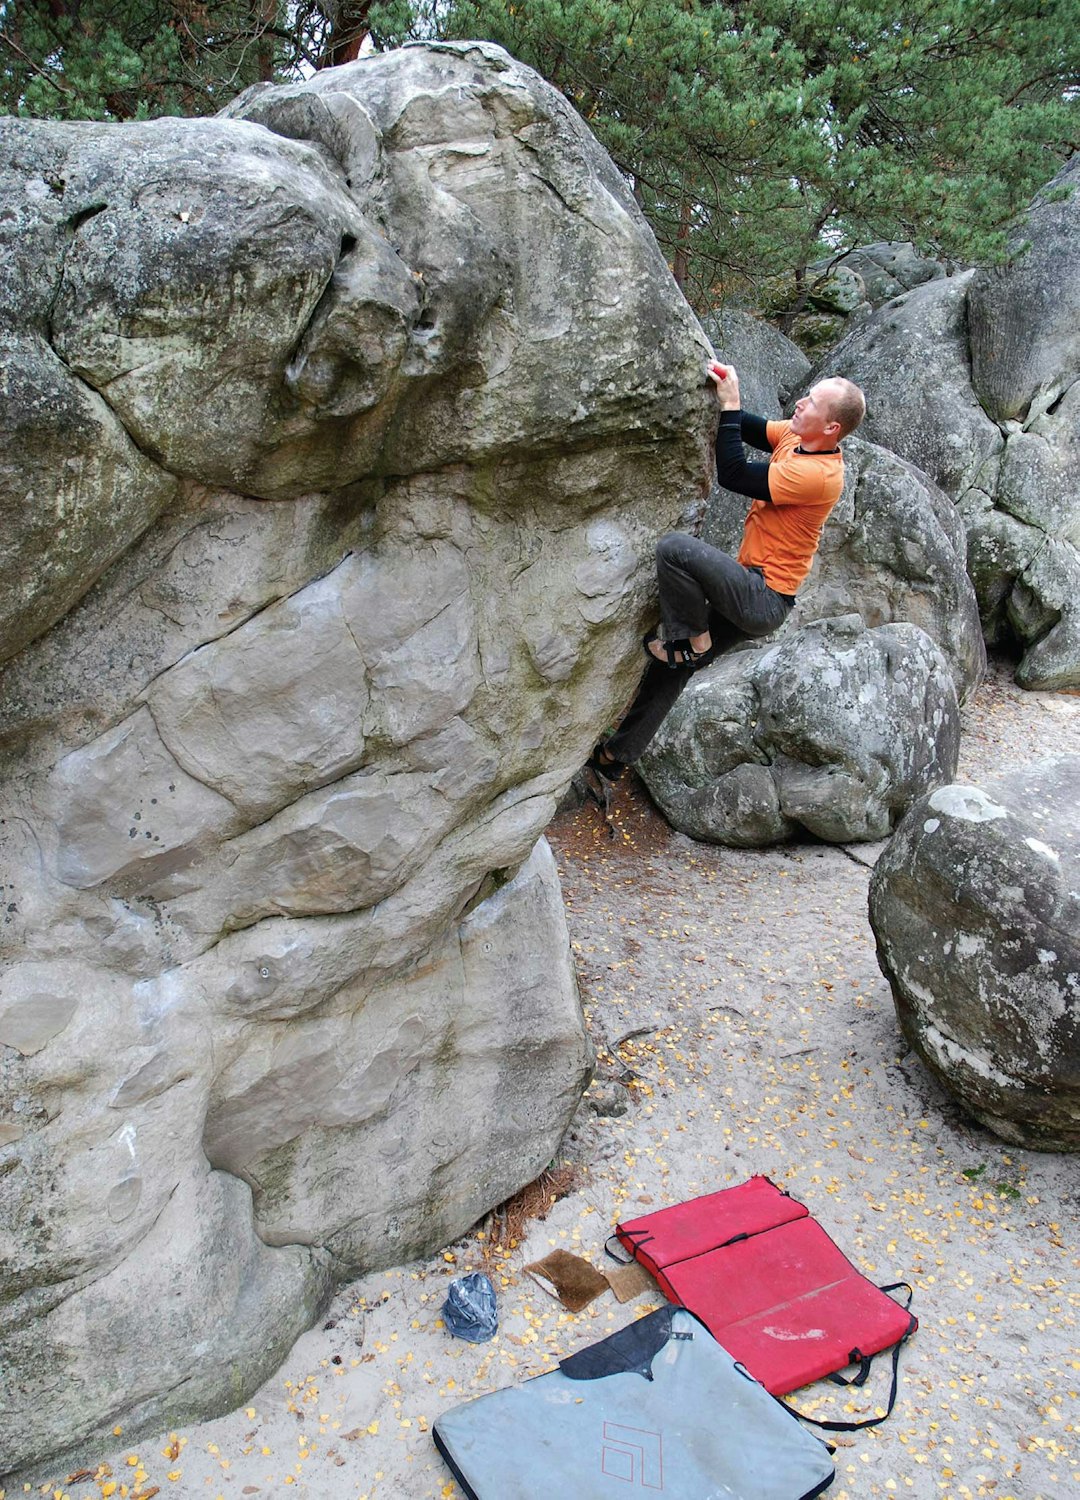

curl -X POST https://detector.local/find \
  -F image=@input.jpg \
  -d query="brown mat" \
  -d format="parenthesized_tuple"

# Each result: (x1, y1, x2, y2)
(523, 1250, 610, 1313)
(604, 1260, 658, 1303)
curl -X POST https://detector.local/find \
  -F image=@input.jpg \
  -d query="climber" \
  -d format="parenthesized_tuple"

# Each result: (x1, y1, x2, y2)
(589, 361, 865, 781)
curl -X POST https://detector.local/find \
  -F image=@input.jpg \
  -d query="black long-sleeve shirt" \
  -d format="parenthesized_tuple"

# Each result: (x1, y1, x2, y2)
(715, 409, 773, 502)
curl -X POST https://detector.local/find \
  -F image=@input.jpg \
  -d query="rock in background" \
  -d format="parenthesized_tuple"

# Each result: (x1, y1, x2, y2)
(830, 241, 949, 310)
(0, 41, 712, 1474)
(792, 437, 986, 702)
(827, 157, 1080, 690)
(869, 759, 1080, 1152)
(758, 241, 950, 357)
(638, 615, 960, 846)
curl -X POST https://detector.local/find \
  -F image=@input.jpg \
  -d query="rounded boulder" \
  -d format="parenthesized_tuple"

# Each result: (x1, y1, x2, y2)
(869, 757, 1080, 1151)
(638, 614, 960, 846)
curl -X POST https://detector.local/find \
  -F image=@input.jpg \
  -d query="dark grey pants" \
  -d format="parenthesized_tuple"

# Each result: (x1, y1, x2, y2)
(606, 533, 793, 763)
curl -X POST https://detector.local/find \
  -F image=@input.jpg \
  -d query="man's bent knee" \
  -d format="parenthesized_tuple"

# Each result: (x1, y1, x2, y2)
(656, 531, 694, 566)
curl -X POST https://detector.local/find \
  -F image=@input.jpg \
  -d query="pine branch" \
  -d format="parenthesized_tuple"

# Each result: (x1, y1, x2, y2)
(0, 27, 74, 95)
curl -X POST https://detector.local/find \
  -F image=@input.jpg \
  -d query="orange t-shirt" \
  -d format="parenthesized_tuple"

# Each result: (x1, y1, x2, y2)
(736, 420, 844, 596)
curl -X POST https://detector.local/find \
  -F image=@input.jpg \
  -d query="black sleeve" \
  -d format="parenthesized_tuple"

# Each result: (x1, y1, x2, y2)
(715, 410, 772, 501)
(740, 412, 772, 452)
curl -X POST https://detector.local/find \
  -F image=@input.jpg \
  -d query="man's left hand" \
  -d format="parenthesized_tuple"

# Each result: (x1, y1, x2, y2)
(707, 360, 741, 411)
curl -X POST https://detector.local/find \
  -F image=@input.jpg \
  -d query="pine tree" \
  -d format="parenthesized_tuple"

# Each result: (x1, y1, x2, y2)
(0, 2, 369, 120)
(369, 0, 1080, 307)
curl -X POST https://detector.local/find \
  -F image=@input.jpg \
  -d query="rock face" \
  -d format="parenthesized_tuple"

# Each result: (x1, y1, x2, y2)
(0, 42, 712, 1474)
(638, 615, 960, 846)
(702, 307, 811, 426)
(968, 164, 1080, 424)
(827, 157, 1080, 689)
(869, 759, 1080, 1151)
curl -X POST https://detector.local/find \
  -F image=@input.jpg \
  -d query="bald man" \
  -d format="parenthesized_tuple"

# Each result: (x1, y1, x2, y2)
(591, 362, 866, 779)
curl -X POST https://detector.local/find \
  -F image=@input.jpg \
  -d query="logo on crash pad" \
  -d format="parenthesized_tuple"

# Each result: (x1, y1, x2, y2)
(600, 1421, 664, 1488)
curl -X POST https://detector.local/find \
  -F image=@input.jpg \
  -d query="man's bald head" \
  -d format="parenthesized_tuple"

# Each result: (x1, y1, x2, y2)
(819, 377, 866, 439)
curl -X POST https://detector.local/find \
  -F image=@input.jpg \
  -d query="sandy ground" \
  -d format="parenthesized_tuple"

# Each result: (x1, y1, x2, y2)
(11, 660, 1080, 1500)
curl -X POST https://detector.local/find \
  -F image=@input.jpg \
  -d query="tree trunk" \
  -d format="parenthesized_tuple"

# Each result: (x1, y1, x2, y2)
(672, 198, 692, 291)
(256, 0, 277, 81)
(318, 2, 373, 69)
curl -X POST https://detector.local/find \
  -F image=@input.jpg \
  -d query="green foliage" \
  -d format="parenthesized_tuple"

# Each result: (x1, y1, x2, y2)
(0, 2, 355, 120)
(4, 2, 264, 119)
(370, 1, 1080, 307)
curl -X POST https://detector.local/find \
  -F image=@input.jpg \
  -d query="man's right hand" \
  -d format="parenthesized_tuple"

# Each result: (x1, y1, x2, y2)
(707, 360, 741, 411)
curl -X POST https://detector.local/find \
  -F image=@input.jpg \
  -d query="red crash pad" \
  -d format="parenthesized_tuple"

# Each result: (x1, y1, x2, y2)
(616, 1176, 916, 1400)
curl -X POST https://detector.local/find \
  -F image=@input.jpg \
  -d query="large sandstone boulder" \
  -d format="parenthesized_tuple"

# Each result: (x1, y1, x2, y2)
(0, 42, 712, 1474)
(827, 157, 1080, 689)
(637, 615, 960, 846)
(968, 157, 1080, 423)
(869, 758, 1080, 1151)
